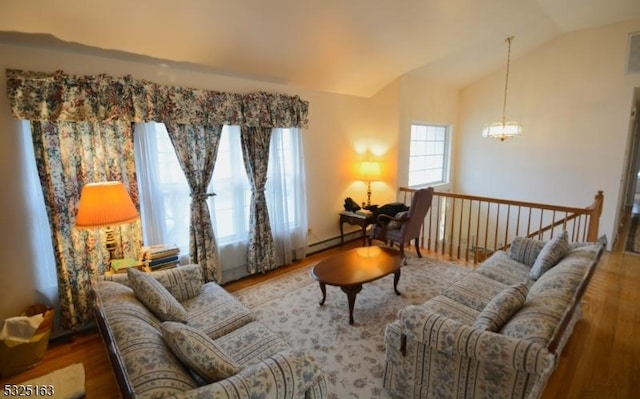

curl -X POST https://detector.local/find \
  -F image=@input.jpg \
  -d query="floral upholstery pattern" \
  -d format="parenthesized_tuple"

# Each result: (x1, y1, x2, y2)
(443, 272, 509, 311)
(475, 251, 533, 286)
(530, 230, 570, 279)
(93, 281, 198, 397)
(161, 321, 239, 383)
(127, 268, 188, 323)
(170, 350, 328, 399)
(212, 321, 293, 368)
(473, 283, 528, 332)
(183, 284, 255, 340)
(383, 243, 603, 399)
(91, 265, 327, 399)
(509, 236, 547, 266)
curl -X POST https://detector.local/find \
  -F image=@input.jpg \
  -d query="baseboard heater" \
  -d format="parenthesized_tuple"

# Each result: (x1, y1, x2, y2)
(307, 231, 363, 255)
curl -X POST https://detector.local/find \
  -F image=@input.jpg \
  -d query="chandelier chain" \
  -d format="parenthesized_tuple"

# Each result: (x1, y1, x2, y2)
(501, 36, 514, 124)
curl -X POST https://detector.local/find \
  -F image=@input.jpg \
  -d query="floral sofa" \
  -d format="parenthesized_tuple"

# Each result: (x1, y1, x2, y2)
(92, 265, 327, 399)
(383, 232, 605, 399)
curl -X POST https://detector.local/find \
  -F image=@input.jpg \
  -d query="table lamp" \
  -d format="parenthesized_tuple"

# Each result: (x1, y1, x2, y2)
(359, 161, 382, 207)
(75, 181, 139, 272)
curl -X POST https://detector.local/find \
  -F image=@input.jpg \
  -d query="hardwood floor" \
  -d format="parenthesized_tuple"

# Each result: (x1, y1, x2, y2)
(1, 240, 638, 398)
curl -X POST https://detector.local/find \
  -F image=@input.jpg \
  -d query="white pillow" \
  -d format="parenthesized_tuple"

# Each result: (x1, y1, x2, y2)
(161, 321, 239, 383)
(127, 268, 187, 323)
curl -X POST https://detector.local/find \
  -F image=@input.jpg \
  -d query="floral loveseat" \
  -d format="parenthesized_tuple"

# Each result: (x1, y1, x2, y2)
(383, 232, 605, 399)
(92, 265, 327, 399)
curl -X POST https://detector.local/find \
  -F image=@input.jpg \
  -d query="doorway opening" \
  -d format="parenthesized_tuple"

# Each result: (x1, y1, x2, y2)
(615, 87, 640, 253)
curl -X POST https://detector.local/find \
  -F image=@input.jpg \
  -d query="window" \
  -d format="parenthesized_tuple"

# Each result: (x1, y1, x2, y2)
(135, 124, 251, 251)
(408, 123, 449, 187)
(135, 123, 307, 279)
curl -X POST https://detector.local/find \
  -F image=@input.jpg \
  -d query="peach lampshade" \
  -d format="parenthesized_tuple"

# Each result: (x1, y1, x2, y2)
(358, 161, 382, 181)
(75, 181, 139, 228)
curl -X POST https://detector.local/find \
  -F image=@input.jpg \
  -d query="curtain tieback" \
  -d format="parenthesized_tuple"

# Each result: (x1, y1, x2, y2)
(190, 192, 216, 201)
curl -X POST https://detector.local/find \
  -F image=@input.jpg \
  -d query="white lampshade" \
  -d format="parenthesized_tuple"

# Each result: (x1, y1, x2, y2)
(482, 120, 523, 141)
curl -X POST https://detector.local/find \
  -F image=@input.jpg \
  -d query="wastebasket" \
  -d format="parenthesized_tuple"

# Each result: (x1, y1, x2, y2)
(0, 304, 55, 378)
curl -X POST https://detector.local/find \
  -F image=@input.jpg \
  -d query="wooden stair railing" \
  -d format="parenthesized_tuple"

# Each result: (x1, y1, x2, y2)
(399, 188, 604, 265)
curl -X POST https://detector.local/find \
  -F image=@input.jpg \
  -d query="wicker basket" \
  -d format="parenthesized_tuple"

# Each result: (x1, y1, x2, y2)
(0, 305, 55, 378)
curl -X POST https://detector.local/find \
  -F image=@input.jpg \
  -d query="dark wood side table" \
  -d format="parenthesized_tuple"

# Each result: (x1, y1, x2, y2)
(339, 211, 375, 246)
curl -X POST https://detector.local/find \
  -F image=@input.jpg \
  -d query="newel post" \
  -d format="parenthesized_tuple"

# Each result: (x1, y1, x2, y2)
(586, 190, 604, 242)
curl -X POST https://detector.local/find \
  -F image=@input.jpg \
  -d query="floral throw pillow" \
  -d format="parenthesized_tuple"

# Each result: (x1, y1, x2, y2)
(473, 283, 529, 332)
(509, 236, 547, 266)
(127, 268, 187, 323)
(529, 230, 569, 279)
(161, 321, 239, 383)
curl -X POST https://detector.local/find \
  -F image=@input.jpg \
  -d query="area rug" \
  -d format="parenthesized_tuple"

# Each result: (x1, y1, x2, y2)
(15, 363, 85, 399)
(233, 254, 470, 399)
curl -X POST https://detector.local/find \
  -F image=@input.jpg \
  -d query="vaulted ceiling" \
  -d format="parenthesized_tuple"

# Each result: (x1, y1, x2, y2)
(1, 0, 640, 97)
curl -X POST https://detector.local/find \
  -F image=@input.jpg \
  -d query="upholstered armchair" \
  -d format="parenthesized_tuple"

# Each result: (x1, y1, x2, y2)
(368, 187, 434, 259)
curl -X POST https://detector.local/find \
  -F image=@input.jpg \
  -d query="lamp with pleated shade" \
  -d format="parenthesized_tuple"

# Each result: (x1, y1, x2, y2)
(76, 181, 139, 272)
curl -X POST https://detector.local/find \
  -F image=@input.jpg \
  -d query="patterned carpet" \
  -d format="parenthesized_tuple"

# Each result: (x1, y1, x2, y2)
(233, 253, 470, 399)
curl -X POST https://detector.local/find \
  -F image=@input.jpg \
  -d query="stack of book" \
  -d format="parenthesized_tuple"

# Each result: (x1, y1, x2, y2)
(141, 243, 180, 271)
(110, 257, 146, 274)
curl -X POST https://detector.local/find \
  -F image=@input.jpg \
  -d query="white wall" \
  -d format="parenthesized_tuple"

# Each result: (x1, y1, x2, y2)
(456, 19, 640, 246)
(0, 42, 398, 323)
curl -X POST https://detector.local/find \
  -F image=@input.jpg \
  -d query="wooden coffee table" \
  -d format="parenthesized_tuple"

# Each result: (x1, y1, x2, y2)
(310, 246, 402, 325)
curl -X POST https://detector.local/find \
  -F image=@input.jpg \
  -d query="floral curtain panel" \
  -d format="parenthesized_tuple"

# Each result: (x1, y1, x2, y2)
(166, 122, 223, 282)
(31, 120, 141, 330)
(241, 126, 277, 274)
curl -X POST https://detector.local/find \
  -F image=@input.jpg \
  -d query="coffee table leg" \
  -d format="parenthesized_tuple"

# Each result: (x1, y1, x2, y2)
(393, 269, 401, 295)
(341, 285, 363, 325)
(318, 282, 327, 306)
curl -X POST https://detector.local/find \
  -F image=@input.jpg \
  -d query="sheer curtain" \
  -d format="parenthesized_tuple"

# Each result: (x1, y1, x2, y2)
(134, 123, 192, 259)
(267, 128, 308, 264)
(19, 121, 58, 306)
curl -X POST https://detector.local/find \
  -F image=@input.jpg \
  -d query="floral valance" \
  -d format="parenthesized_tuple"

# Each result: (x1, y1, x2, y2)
(6, 69, 308, 128)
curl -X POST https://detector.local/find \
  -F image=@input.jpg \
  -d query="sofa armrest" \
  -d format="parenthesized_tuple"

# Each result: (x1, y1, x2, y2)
(399, 305, 554, 375)
(96, 264, 204, 301)
(171, 349, 327, 399)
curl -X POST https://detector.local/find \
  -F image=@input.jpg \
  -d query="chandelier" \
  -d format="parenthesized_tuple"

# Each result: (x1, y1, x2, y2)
(482, 36, 522, 141)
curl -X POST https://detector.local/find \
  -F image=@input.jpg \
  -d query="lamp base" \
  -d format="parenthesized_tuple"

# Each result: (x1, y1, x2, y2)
(105, 226, 117, 274)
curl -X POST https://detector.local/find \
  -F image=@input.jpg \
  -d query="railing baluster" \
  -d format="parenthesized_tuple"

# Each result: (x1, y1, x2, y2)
(515, 206, 521, 236)
(483, 202, 490, 259)
(538, 210, 544, 239)
(494, 203, 501, 252)
(503, 205, 511, 251)
(465, 199, 472, 263)
(457, 199, 464, 260)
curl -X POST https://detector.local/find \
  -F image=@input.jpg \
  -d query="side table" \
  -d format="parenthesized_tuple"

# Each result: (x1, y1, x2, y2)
(339, 211, 375, 246)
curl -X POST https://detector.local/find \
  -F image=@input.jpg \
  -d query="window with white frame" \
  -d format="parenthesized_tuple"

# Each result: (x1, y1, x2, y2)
(408, 123, 449, 187)
(134, 123, 307, 279)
